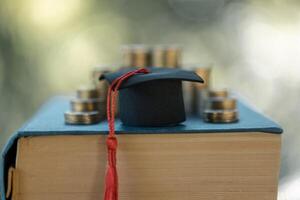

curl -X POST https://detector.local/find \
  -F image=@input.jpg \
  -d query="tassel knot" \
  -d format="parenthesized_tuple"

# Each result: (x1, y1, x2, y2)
(106, 136, 117, 151)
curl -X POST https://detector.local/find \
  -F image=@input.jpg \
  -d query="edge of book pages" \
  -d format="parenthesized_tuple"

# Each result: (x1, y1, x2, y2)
(9, 133, 281, 200)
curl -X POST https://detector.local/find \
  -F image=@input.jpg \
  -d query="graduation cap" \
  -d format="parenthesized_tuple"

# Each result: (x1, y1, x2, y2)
(100, 67, 203, 126)
(100, 67, 203, 200)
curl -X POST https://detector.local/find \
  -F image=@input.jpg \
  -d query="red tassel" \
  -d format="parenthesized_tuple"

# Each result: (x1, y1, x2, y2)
(104, 135, 118, 200)
(104, 68, 149, 200)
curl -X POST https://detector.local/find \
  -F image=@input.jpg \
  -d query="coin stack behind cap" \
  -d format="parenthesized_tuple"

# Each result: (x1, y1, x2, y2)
(151, 45, 181, 68)
(91, 67, 110, 98)
(204, 89, 239, 123)
(92, 67, 122, 117)
(194, 67, 211, 90)
(64, 86, 105, 125)
(122, 45, 151, 68)
(76, 85, 101, 99)
(165, 46, 181, 68)
(122, 46, 132, 67)
(188, 66, 211, 116)
(151, 46, 165, 67)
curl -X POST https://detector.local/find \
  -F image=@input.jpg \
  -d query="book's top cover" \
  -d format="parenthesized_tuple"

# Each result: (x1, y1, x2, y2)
(0, 95, 283, 200)
(18, 96, 282, 135)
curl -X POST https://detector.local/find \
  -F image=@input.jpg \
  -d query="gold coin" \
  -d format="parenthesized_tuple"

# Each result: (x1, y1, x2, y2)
(71, 98, 105, 112)
(206, 97, 236, 110)
(165, 46, 181, 68)
(203, 109, 238, 123)
(194, 67, 211, 89)
(132, 46, 150, 67)
(91, 67, 111, 83)
(121, 45, 133, 67)
(209, 89, 228, 98)
(64, 111, 103, 125)
(76, 86, 101, 99)
(91, 67, 110, 97)
(121, 45, 150, 67)
(151, 46, 166, 67)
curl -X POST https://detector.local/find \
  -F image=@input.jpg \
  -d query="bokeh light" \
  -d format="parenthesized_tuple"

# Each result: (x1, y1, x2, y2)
(27, 0, 83, 29)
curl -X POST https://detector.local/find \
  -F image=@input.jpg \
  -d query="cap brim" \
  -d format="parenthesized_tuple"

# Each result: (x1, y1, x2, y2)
(100, 67, 204, 89)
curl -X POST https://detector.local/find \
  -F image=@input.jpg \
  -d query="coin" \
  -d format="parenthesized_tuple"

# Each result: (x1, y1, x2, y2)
(91, 67, 111, 84)
(121, 45, 133, 67)
(76, 86, 101, 99)
(151, 46, 165, 67)
(187, 66, 211, 115)
(91, 67, 110, 98)
(91, 67, 120, 115)
(193, 89, 209, 116)
(209, 89, 228, 98)
(121, 45, 150, 67)
(165, 46, 181, 68)
(206, 97, 236, 110)
(71, 98, 105, 112)
(64, 111, 103, 125)
(194, 67, 211, 89)
(203, 109, 238, 123)
(133, 45, 150, 67)
(151, 45, 181, 68)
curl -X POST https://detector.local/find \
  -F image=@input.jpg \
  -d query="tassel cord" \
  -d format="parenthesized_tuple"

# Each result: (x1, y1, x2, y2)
(104, 68, 149, 200)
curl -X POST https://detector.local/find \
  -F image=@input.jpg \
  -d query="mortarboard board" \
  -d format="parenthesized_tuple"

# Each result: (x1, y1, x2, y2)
(100, 67, 203, 126)
(100, 67, 203, 200)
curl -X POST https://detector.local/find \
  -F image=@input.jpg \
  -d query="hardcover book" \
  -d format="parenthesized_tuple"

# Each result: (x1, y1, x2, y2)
(1, 96, 282, 200)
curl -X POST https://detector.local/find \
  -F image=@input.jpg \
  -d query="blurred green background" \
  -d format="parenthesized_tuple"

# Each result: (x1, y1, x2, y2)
(0, 0, 299, 197)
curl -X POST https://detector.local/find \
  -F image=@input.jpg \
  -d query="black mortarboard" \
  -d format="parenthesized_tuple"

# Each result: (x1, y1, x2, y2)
(100, 67, 203, 126)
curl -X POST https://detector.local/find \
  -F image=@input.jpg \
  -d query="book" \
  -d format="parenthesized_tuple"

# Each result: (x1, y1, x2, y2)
(1, 96, 282, 200)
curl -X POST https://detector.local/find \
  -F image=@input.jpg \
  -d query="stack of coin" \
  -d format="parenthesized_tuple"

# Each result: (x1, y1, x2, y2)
(71, 98, 104, 112)
(64, 86, 105, 125)
(151, 45, 181, 68)
(92, 67, 121, 116)
(203, 109, 238, 123)
(76, 85, 101, 99)
(188, 66, 211, 116)
(121, 45, 151, 68)
(64, 111, 102, 125)
(206, 97, 236, 110)
(91, 67, 110, 97)
(151, 46, 165, 67)
(203, 89, 239, 123)
(165, 46, 181, 68)
(209, 89, 228, 98)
